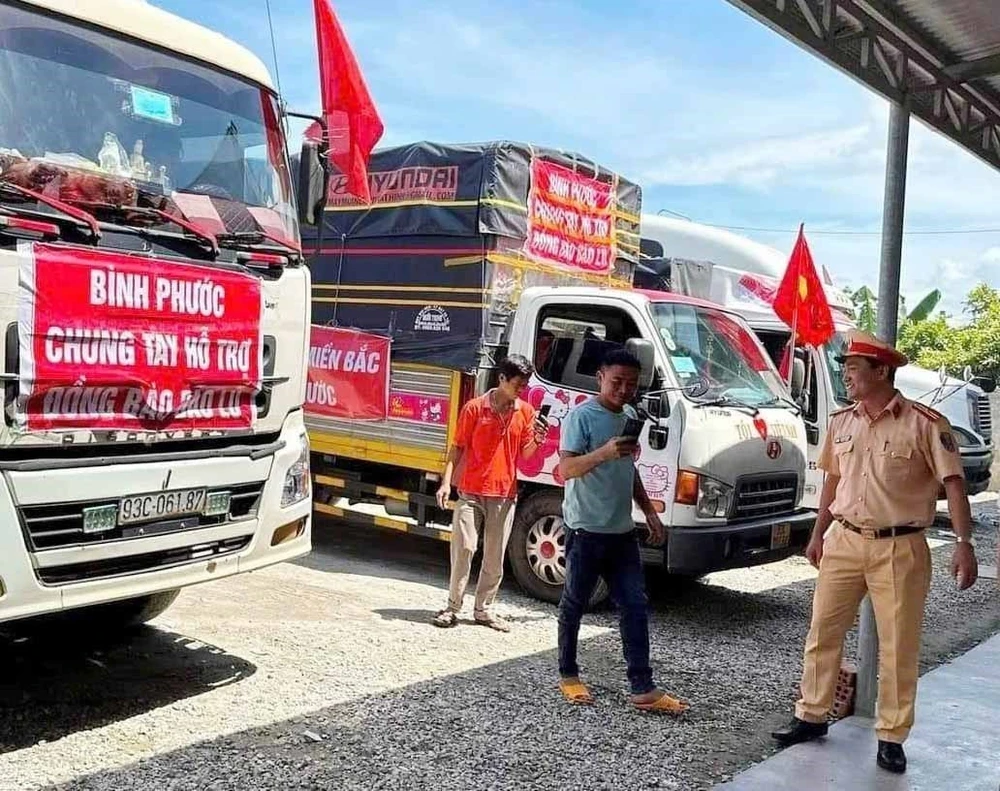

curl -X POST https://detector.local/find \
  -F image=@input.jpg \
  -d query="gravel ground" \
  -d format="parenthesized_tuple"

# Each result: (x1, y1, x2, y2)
(1, 498, 997, 791)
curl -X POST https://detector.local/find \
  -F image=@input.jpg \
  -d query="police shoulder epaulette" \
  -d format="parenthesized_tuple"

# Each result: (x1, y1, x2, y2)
(830, 405, 854, 417)
(911, 403, 943, 421)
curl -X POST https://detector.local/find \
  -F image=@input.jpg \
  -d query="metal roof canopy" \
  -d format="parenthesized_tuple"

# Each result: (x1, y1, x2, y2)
(725, 0, 1000, 724)
(727, 0, 1000, 173)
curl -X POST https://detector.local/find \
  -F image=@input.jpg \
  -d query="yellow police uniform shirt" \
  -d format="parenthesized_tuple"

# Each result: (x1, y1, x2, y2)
(817, 392, 965, 528)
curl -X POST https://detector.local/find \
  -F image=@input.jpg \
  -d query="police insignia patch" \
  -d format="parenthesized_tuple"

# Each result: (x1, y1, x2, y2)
(940, 431, 957, 453)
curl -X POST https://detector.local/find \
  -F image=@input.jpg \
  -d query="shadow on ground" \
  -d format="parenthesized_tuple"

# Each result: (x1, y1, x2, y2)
(0, 625, 255, 754)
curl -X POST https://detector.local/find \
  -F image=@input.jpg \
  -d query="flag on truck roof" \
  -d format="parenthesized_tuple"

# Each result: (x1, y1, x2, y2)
(773, 225, 834, 348)
(312, 0, 383, 203)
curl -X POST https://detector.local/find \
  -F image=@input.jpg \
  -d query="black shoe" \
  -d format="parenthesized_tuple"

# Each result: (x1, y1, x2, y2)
(877, 740, 906, 774)
(771, 716, 829, 745)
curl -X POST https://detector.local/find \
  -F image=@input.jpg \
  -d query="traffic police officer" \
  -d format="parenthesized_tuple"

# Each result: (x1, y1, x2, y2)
(772, 330, 979, 774)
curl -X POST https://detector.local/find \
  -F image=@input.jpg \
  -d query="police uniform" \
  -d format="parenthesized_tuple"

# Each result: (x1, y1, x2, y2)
(795, 335, 964, 745)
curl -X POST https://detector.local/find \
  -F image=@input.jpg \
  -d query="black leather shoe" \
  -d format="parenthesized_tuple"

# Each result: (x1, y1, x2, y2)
(771, 716, 829, 745)
(877, 740, 906, 773)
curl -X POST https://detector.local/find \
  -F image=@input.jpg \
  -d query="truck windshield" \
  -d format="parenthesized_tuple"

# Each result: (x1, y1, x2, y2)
(649, 302, 788, 406)
(0, 4, 296, 243)
(823, 331, 851, 406)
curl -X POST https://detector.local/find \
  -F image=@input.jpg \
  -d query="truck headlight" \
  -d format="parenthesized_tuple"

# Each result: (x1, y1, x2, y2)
(697, 476, 734, 518)
(675, 470, 733, 518)
(281, 433, 311, 507)
(951, 427, 978, 448)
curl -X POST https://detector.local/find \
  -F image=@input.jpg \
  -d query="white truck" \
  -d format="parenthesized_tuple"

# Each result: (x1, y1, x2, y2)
(300, 141, 814, 604)
(0, 0, 312, 632)
(637, 214, 995, 507)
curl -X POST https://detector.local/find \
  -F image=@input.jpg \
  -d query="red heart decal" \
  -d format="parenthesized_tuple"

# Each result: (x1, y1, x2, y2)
(753, 416, 768, 440)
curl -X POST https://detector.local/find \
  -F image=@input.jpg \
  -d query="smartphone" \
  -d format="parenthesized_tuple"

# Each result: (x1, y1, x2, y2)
(537, 403, 552, 427)
(622, 416, 644, 439)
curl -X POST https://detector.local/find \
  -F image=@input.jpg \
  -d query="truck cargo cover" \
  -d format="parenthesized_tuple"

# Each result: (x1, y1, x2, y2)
(303, 141, 643, 371)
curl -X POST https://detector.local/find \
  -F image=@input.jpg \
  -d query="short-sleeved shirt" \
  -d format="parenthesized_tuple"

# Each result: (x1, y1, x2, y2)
(560, 398, 637, 534)
(454, 391, 536, 499)
(817, 392, 964, 528)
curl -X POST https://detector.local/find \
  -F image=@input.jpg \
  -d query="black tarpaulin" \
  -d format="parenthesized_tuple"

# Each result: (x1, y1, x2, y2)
(302, 140, 643, 371)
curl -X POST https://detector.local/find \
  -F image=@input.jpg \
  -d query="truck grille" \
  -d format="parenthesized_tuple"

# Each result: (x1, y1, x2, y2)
(731, 474, 798, 521)
(36, 535, 253, 585)
(19, 482, 265, 551)
(974, 394, 993, 444)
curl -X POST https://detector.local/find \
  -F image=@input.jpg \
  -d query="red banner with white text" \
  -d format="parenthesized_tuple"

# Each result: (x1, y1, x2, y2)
(523, 159, 616, 274)
(306, 325, 390, 420)
(19, 244, 262, 432)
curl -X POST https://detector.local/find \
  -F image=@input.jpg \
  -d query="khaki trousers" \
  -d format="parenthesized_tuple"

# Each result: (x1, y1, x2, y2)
(446, 493, 516, 615)
(796, 522, 932, 743)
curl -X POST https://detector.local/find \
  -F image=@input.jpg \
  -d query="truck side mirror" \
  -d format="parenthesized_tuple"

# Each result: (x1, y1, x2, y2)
(973, 375, 996, 393)
(297, 139, 327, 227)
(790, 357, 806, 400)
(625, 338, 656, 391)
(642, 391, 670, 421)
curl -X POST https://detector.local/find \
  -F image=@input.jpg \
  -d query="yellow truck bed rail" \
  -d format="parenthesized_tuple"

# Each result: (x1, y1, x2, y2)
(306, 363, 464, 474)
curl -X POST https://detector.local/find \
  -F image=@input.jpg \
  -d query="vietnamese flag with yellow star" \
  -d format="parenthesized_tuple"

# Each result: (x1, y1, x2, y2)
(773, 225, 835, 347)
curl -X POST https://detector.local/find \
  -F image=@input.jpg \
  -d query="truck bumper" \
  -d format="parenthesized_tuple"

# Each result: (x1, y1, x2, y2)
(0, 411, 313, 625)
(661, 509, 815, 575)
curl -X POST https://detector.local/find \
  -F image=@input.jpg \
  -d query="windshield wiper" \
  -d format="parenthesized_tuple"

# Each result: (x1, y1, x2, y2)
(759, 394, 802, 416)
(217, 230, 301, 262)
(0, 181, 100, 239)
(693, 395, 760, 416)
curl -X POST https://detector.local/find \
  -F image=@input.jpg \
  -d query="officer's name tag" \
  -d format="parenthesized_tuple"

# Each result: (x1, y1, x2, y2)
(834, 435, 852, 444)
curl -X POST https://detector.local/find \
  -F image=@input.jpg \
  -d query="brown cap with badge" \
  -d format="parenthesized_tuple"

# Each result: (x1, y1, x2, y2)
(835, 330, 908, 369)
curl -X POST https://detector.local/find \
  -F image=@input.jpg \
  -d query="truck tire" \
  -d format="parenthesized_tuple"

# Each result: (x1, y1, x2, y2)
(508, 490, 609, 607)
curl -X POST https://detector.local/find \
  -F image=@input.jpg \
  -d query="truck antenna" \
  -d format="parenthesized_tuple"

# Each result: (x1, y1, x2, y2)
(265, 0, 285, 104)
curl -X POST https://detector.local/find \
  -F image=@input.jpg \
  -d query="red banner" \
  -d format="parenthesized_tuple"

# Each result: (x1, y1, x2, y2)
(524, 159, 616, 274)
(388, 391, 449, 424)
(306, 325, 390, 420)
(19, 244, 262, 431)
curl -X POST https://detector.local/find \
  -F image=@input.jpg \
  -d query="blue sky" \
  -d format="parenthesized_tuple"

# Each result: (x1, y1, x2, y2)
(160, 0, 1000, 317)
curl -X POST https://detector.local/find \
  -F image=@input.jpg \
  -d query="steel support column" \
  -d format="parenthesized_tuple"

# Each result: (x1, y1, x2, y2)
(856, 97, 911, 718)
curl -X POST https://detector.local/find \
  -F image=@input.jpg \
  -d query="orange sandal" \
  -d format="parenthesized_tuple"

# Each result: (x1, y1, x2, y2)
(559, 678, 595, 705)
(632, 691, 689, 715)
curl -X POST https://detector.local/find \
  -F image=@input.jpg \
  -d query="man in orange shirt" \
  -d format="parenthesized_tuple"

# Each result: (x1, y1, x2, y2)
(432, 355, 547, 631)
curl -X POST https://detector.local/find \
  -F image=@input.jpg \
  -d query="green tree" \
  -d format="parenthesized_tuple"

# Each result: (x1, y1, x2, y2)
(897, 284, 1000, 380)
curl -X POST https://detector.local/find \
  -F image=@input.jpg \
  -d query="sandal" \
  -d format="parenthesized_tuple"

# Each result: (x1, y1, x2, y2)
(431, 609, 458, 628)
(632, 690, 689, 715)
(559, 677, 595, 705)
(473, 612, 511, 632)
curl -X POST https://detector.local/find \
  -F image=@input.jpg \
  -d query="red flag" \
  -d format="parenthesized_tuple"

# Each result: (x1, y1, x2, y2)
(773, 225, 834, 348)
(313, 0, 383, 202)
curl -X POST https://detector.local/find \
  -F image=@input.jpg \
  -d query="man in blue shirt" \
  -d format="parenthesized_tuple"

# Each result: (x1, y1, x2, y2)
(557, 349, 688, 714)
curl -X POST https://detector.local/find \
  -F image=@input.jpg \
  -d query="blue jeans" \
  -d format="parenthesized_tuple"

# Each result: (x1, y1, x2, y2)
(557, 528, 654, 695)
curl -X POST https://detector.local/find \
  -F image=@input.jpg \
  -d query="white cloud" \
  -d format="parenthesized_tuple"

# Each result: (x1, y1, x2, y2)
(234, 0, 1000, 316)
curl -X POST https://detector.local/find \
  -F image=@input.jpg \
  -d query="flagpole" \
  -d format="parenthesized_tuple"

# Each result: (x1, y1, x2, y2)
(787, 299, 798, 389)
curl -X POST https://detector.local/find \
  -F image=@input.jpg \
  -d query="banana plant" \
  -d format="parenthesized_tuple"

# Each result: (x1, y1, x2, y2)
(846, 286, 940, 333)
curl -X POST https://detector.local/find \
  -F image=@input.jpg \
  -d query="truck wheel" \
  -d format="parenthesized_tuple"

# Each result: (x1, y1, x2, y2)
(509, 491, 609, 607)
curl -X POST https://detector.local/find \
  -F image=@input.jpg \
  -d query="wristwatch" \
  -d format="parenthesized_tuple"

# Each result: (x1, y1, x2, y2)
(956, 535, 977, 549)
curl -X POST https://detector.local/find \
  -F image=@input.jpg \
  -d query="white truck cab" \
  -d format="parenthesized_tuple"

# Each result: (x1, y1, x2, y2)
(502, 286, 813, 600)
(0, 0, 312, 631)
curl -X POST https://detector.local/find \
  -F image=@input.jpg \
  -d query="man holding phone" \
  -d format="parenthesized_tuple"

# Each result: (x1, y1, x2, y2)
(432, 355, 548, 632)
(556, 348, 688, 714)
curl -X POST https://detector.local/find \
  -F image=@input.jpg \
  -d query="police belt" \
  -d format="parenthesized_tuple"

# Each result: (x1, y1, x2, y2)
(839, 521, 925, 539)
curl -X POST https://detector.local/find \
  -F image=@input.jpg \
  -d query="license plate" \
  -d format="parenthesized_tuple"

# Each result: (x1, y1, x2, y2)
(771, 522, 791, 550)
(118, 488, 207, 526)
